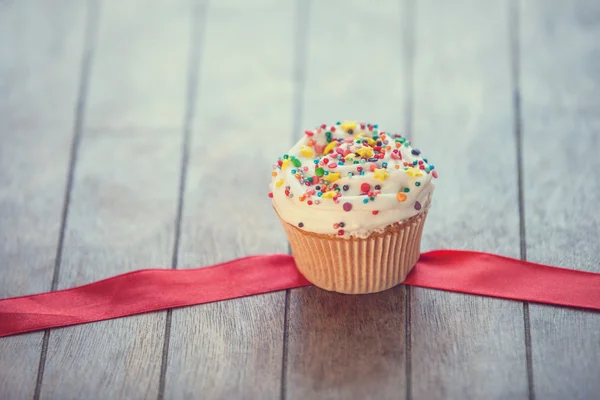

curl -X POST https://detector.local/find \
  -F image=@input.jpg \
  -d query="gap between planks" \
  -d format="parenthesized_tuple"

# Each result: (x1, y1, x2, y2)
(33, 1, 101, 399)
(157, 1, 207, 400)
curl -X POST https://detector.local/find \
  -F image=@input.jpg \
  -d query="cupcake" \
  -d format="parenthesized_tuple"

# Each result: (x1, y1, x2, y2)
(269, 121, 437, 294)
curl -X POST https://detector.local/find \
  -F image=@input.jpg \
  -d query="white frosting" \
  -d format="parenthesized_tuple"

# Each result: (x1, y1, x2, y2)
(270, 122, 436, 238)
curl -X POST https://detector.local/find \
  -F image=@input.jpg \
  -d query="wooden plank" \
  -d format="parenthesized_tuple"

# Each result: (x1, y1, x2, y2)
(520, 1, 600, 399)
(285, 1, 411, 399)
(0, 2, 87, 399)
(38, 134, 182, 399)
(85, 0, 192, 132)
(409, 1, 529, 399)
(37, 1, 193, 398)
(162, 1, 294, 398)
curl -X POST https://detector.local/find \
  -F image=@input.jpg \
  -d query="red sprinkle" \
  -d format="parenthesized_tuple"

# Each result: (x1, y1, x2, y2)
(360, 123, 365, 129)
(330, 127, 336, 132)
(361, 183, 371, 193)
(268, 192, 273, 198)
(368, 125, 373, 131)
(305, 130, 314, 136)
(277, 160, 283, 166)
(419, 165, 425, 170)
(337, 230, 344, 236)
(418, 160, 424, 165)
(328, 163, 337, 168)
(357, 166, 363, 172)
(333, 223, 339, 229)
(323, 158, 329, 164)
(320, 124, 327, 129)
(372, 210, 379, 215)
(285, 190, 290, 196)
(374, 146, 382, 152)
(307, 200, 313, 205)
(433, 170, 438, 178)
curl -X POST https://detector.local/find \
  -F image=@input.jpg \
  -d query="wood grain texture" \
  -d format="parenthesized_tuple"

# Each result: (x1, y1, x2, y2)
(163, 1, 294, 399)
(410, 1, 528, 399)
(520, 1, 600, 398)
(0, 2, 86, 399)
(39, 134, 182, 400)
(36, 1, 192, 398)
(85, 0, 193, 132)
(285, 1, 410, 399)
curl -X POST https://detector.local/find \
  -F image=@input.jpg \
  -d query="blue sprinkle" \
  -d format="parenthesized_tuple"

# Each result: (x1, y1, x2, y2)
(363, 198, 369, 204)
(291, 169, 296, 173)
(360, 171, 365, 176)
(313, 160, 319, 164)
(373, 124, 378, 128)
(317, 192, 323, 197)
(382, 162, 388, 168)
(368, 157, 378, 162)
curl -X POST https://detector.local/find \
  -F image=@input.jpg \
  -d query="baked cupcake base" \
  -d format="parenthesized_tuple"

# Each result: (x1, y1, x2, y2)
(279, 211, 428, 294)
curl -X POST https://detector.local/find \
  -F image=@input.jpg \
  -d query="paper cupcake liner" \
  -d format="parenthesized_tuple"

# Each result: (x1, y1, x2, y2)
(279, 211, 428, 294)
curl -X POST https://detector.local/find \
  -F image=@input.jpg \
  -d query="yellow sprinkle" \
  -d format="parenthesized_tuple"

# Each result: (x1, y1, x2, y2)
(354, 132, 365, 140)
(341, 121, 357, 132)
(373, 168, 390, 181)
(281, 159, 290, 170)
(321, 191, 337, 199)
(405, 167, 423, 177)
(326, 172, 340, 183)
(356, 147, 374, 158)
(300, 146, 315, 158)
(324, 141, 337, 155)
(366, 138, 376, 146)
(275, 179, 284, 187)
(344, 153, 356, 160)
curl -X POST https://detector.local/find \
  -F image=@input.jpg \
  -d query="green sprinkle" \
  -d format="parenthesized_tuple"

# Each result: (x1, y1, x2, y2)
(403, 187, 410, 193)
(370, 196, 375, 201)
(283, 154, 289, 159)
(292, 158, 302, 167)
(415, 182, 421, 187)
(315, 167, 324, 176)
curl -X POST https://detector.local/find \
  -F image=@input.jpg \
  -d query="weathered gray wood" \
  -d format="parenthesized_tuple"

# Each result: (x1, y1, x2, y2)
(285, 1, 410, 399)
(39, 134, 182, 400)
(162, 1, 293, 399)
(520, 1, 600, 399)
(37, 1, 193, 398)
(410, 1, 529, 399)
(0, 2, 87, 399)
(85, 0, 193, 132)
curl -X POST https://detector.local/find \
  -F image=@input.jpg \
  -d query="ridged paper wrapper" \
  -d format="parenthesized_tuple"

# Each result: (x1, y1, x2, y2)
(279, 211, 428, 294)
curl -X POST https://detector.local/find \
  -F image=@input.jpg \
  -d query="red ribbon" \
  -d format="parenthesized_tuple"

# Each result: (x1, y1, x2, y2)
(1, 250, 599, 338)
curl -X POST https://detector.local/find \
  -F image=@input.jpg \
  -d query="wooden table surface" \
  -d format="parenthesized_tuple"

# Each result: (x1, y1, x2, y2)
(1, 0, 599, 399)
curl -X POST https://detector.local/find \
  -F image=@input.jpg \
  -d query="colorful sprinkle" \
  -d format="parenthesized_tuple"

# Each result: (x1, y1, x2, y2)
(373, 168, 390, 181)
(343, 202, 353, 212)
(397, 193, 407, 202)
(298, 222, 304, 227)
(414, 201, 422, 210)
(360, 182, 371, 192)
(300, 146, 315, 158)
